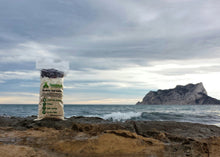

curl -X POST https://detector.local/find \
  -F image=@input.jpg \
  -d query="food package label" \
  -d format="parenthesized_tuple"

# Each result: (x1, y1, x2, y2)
(38, 77, 64, 120)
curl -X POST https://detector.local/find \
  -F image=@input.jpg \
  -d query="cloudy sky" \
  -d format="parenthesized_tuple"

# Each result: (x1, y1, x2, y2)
(1, 0, 220, 104)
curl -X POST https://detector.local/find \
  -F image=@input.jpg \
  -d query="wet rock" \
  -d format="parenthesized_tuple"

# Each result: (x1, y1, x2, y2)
(131, 121, 220, 139)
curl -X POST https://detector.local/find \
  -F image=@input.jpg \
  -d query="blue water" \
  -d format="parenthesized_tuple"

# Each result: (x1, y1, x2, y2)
(0, 104, 220, 126)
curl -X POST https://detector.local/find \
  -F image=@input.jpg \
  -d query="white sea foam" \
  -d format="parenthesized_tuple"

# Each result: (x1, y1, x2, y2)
(101, 111, 142, 121)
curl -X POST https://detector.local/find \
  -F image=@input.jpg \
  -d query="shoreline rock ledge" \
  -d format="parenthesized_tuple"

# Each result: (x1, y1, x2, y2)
(137, 82, 220, 105)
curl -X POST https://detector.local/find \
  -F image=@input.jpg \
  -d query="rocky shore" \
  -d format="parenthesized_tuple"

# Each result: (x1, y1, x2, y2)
(0, 116, 220, 157)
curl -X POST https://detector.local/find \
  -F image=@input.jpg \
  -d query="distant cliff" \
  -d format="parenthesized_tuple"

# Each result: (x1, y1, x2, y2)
(137, 83, 220, 105)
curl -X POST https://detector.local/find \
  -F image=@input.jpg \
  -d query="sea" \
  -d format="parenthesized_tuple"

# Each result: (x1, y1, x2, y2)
(0, 104, 220, 127)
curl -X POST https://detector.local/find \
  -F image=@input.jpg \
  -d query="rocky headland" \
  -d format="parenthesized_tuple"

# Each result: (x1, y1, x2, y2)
(137, 82, 220, 105)
(0, 116, 220, 157)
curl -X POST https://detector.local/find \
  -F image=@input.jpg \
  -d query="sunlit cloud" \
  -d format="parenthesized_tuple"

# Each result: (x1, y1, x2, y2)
(0, 94, 38, 104)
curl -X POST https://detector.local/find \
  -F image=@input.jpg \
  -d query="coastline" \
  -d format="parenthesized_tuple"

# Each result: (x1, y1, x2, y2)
(0, 116, 220, 157)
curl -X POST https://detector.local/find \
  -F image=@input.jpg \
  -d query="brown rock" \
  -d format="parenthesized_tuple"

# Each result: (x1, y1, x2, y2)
(52, 130, 164, 156)
(0, 145, 51, 157)
(0, 116, 220, 156)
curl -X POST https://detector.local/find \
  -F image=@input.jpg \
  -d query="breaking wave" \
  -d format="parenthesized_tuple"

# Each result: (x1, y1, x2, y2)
(101, 111, 142, 121)
(89, 111, 220, 126)
(99, 111, 185, 122)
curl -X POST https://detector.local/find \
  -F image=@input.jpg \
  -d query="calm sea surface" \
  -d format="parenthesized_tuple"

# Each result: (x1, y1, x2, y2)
(0, 104, 220, 126)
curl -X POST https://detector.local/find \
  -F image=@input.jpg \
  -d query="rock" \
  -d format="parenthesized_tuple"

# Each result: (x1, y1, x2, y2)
(0, 116, 220, 156)
(131, 121, 220, 139)
(137, 82, 220, 105)
(52, 130, 164, 156)
(0, 145, 51, 157)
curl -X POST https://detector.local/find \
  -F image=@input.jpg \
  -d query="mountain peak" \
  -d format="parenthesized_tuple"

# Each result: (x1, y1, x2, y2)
(137, 83, 220, 105)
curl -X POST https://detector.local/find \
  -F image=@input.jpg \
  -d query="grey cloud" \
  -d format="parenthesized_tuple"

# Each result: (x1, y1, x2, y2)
(1, 0, 220, 71)
(0, 0, 99, 46)
(0, 62, 35, 71)
(47, 0, 220, 62)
